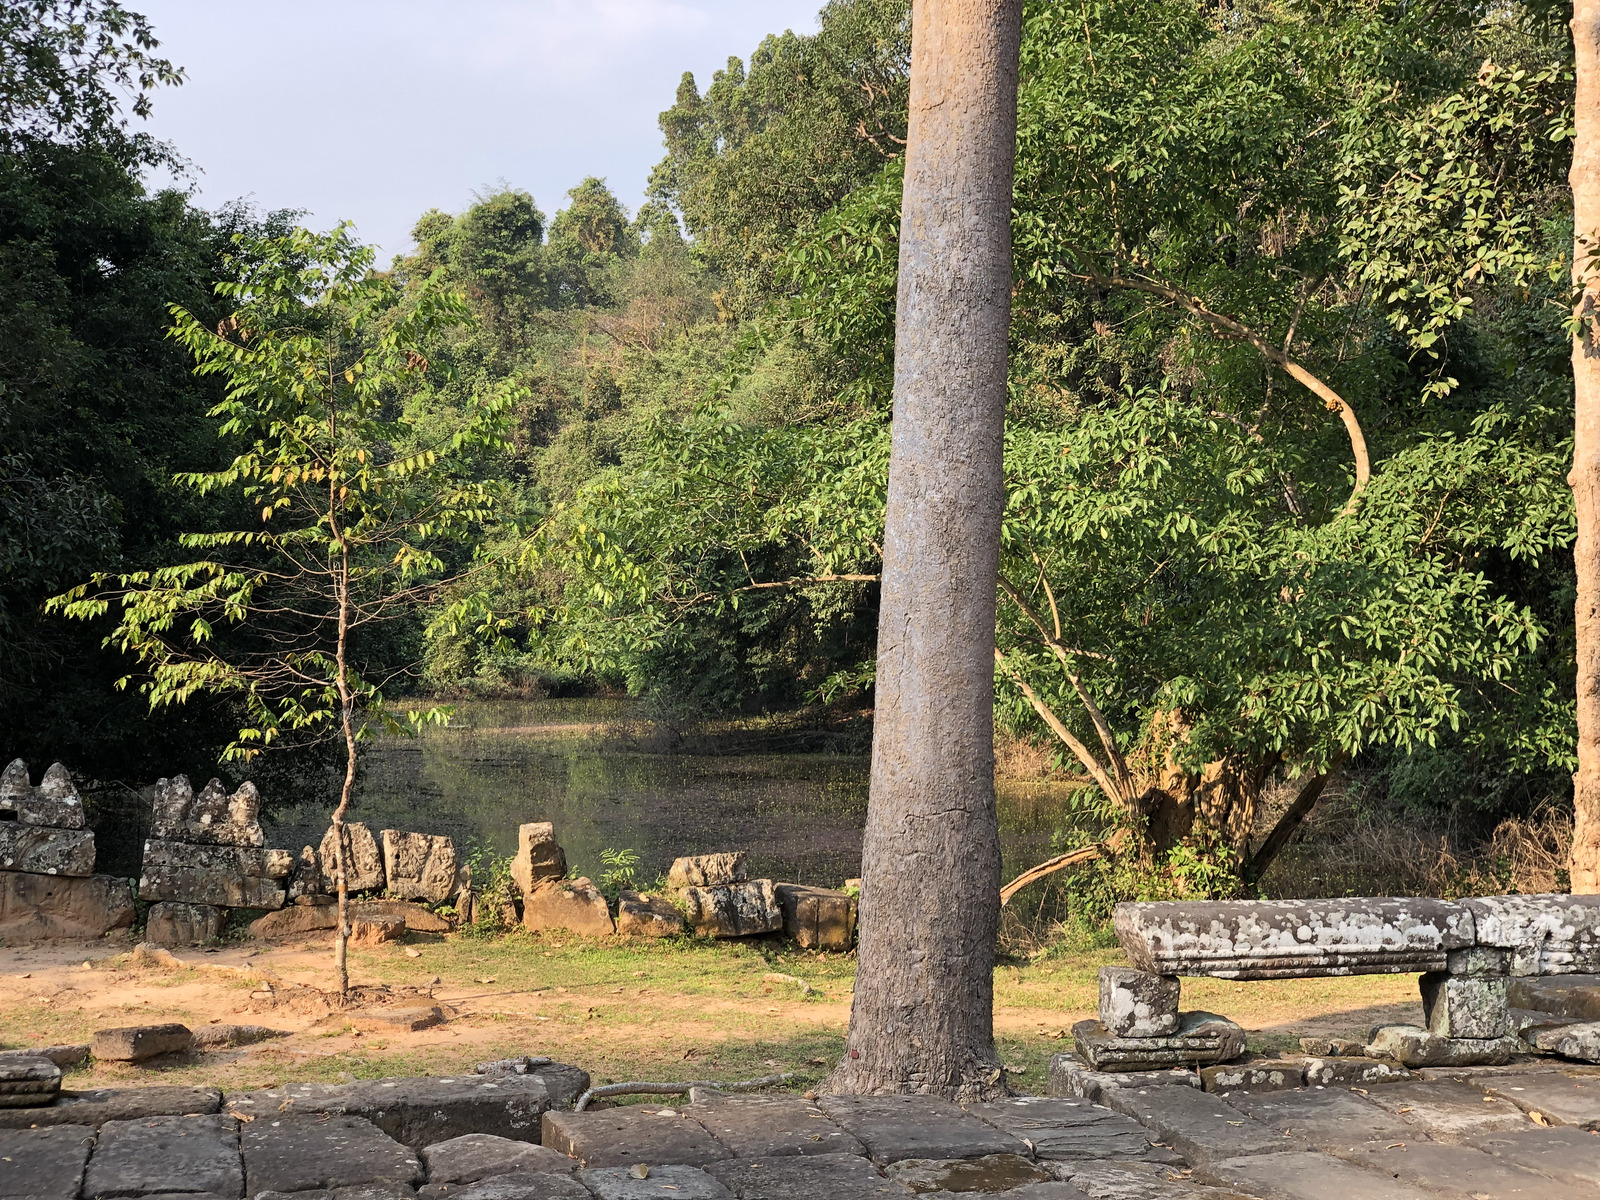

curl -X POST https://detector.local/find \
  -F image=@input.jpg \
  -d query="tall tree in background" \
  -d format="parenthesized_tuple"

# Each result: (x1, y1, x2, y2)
(826, 0, 1021, 1099)
(1576, 0, 1600, 892)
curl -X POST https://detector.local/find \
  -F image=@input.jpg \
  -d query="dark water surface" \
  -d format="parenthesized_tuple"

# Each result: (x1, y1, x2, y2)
(263, 699, 1078, 888)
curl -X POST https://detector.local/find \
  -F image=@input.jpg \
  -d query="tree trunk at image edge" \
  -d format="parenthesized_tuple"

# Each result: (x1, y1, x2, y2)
(825, 0, 1022, 1099)
(1573, 0, 1600, 894)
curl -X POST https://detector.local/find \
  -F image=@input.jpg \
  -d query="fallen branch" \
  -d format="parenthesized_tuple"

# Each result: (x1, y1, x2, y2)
(575, 1072, 796, 1112)
(1000, 845, 1104, 905)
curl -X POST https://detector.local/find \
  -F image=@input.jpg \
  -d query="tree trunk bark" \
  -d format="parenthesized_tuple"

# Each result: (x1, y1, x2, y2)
(1573, 0, 1600, 894)
(826, 0, 1022, 1100)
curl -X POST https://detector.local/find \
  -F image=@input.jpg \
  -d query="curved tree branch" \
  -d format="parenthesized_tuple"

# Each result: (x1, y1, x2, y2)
(1000, 844, 1104, 905)
(994, 647, 1129, 810)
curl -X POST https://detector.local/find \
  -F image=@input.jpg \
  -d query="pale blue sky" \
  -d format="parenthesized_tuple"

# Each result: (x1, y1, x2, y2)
(134, 1, 822, 258)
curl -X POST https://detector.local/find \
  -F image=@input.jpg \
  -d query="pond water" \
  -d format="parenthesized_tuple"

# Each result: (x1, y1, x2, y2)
(262, 698, 1083, 888)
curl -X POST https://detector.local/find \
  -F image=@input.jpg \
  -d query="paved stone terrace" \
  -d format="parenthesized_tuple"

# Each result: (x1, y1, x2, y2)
(7, 1060, 1600, 1198)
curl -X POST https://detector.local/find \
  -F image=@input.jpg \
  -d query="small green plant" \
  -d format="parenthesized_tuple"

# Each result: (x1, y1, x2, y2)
(598, 847, 641, 902)
(461, 839, 518, 937)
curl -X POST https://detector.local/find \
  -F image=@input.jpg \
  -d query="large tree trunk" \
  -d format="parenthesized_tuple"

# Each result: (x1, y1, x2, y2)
(826, 0, 1022, 1099)
(1573, 0, 1600, 894)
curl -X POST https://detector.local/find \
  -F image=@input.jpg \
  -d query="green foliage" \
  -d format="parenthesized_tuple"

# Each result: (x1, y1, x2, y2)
(597, 846, 641, 901)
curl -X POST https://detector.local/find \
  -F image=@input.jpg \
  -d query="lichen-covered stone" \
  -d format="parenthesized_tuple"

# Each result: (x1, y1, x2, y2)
(0, 759, 86, 828)
(380, 829, 456, 903)
(138, 840, 290, 908)
(1113, 898, 1473, 979)
(0, 870, 132, 943)
(1465, 894, 1600, 975)
(1365, 1023, 1519, 1067)
(0, 1054, 61, 1108)
(145, 900, 225, 946)
(287, 844, 326, 903)
(1446, 945, 1510, 977)
(668, 852, 748, 889)
(0, 823, 95, 875)
(1301, 1056, 1413, 1086)
(1526, 1019, 1600, 1061)
(1420, 972, 1508, 1039)
(774, 882, 855, 950)
(1198, 1060, 1299, 1092)
(523, 876, 614, 937)
(681, 879, 782, 938)
(1298, 1037, 1365, 1057)
(1099, 966, 1180, 1036)
(150, 775, 265, 846)
(1074, 1011, 1246, 1070)
(510, 821, 566, 896)
(615, 889, 683, 937)
(319, 821, 385, 892)
(1047, 1050, 1199, 1102)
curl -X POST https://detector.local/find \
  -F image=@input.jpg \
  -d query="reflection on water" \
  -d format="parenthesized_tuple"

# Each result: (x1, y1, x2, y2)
(263, 699, 1082, 888)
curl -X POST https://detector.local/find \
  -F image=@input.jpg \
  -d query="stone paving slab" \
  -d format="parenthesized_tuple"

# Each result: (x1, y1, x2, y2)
(542, 1107, 731, 1168)
(707, 1152, 912, 1199)
(228, 1074, 566, 1146)
(686, 1094, 865, 1158)
(970, 1097, 1164, 1162)
(884, 1152, 1053, 1192)
(0, 1124, 93, 1198)
(1478, 1126, 1600, 1188)
(419, 1132, 576, 1183)
(417, 1170, 593, 1199)
(241, 1113, 422, 1195)
(581, 1164, 733, 1199)
(1353, 1077, 1531, 1142)
(814, 1094, 1030, 1166)
(1060, 1161, 1260, 1199)
(1338, 1139, 1590, 1198)
(0, 1086, 222, 1129)
(1219, 1088, 1413, 1154)
(83, 1113, 242, 1199)
(1481, 1069, 1600, 1127)
(1192, 1150, 1438, 1200)
(1098, 1084, 1298, 1164)
(256, 1186, 417, 1200)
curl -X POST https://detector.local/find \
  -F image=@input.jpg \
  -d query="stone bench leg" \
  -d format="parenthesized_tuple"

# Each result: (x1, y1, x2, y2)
(1099, 966, 1180, 1037)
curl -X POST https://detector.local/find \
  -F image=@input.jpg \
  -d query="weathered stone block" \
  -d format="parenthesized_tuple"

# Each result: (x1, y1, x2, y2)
(1296, 1037, 1364, 1057)
(1447, 945, 1510, 976)
(542, 1107, 730, 1168)
(83, 1113, 242, 1199)
(1047, 1051, 1199, 1102)
(381, 829, 456, 904)
(0, 1125, 94, 1199)
(1097, 1084, 1298, 1164)
(668, 852, 747, 889)
(1199, 1061, 1300, 1093)
(0, 824, 95, 876)
(0, 1045, 88, 1069)
(0, 760, 86, 828)
(1508, 972, 1600, 1020)
(0, 1086, 221, 1129)
(359, 899, 452, 932)
(1365, 1024, 1519, 1068)
(0, 1054, 60, 1108)
(886, 1154, 1051, 1193)
(0, 871, 132, 943)
(91, 1023, 192, 1062)
(581, 1164, 733, 1200)
(708, 1153, 912, 1200)
(1300, 1056, 1412, 1087)
(1420, 972, 1508, 1039)
(288, 844, 326, 902)
(241, 1113, 421, 1194)
(191, 1023, 289, 1050)
(421, 1132, 576, 1183)
(1113, 898, 1472, 979)
(686, 1094, 864, 1158)
(815, 1094, 1029, 1165)
(151, 775, 265, 846)
(615, 890, 683, 937)
(1099, 966, 1180, 1037)
(774, 882, 855, 950)
(1074, 1012, 1246, 1071)
(1341, 1141, 1560, 1199)
(522, 877, 613, 937)
(145, 900, 225, 946)
(350, 915, 406, 946)
(509, 822, 566, 896)
(139, 840, 290, 908)
(1466, 893, 1600, 975)
(417, 1173, 593, 1200)
(319, 822, 385, 892)
(971, 1095, 1158, 1161)
(249, 903, 340, 938)
(1526, 1019, 1600, 1061)
(1222, 1087, 1414, 1155)
(680, 880, 781, 938)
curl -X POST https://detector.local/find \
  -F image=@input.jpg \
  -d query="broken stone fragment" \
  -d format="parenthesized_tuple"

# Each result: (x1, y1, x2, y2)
(1364, 1023, 1519, 1067)
(1047, 1050, 1200, 1102)
(150, 775, 265, 846)
(1464, 893, 1600, 975)
(680, 879, 782, 938)
(380, 829, 457, 904)
(144, 900, 226, 946)
(1113, 897, 1473, 979)
(287, 844, 326, 903)
(522, 876, 614, 937)
(1301, 1056, 1413, 1086)
(1524, 1018, 1600, 1061)
(1098, 966, 1180, 1037)
(318, 821, 385, 892)
(0, 824, 95, 875)
(510, 821, 567, 896)
(91, 1023, 193, 1063)
(774, 882, 855, 951)
(349, 915, 406, 946)
(1073, 1011, 1246, 1071)
(138, 840, 290, 908)
(0, 759, 86, 828)
(667, 852, 748, 889)
(615, 889, 684, 937)
(1297, 1037, 1365, 1057)
(0, 1055, 61, 1108)
(1420, 972, 1509, 1039)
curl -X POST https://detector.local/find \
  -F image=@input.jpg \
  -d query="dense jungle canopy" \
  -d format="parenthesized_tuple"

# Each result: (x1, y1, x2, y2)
(0, 0, 1580, 891)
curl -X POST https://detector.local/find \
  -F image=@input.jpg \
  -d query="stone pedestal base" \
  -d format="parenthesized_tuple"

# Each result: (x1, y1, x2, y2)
(1073, 1011, 1246, 1071)
(1098, 966, 1180, 1036)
